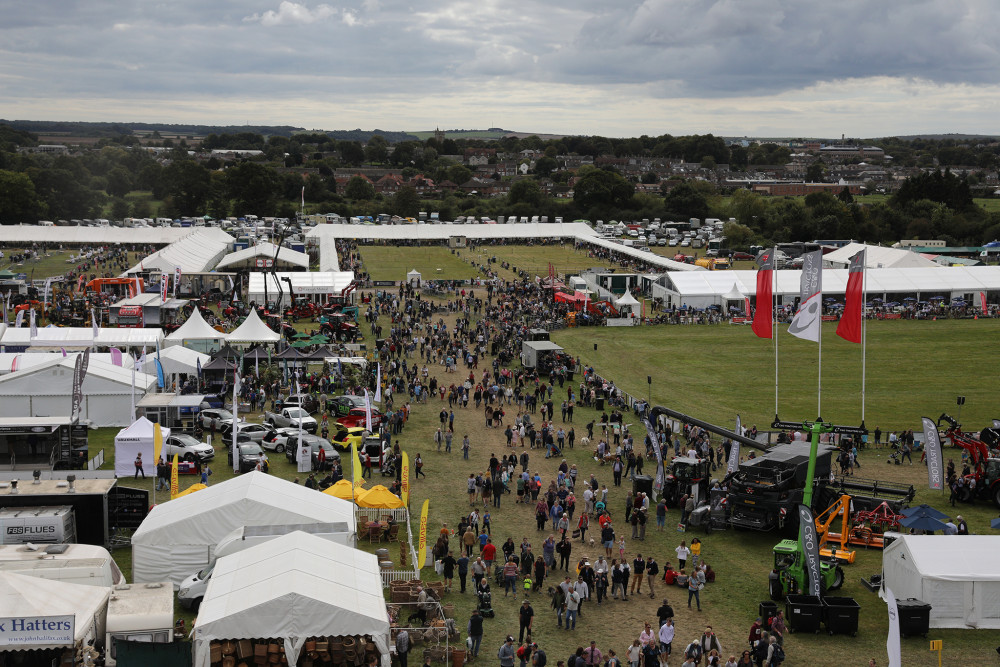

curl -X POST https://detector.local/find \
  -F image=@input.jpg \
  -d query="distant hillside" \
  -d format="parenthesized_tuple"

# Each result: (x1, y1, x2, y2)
(326, 129, 419, 143)
(1, 120, 307, 139)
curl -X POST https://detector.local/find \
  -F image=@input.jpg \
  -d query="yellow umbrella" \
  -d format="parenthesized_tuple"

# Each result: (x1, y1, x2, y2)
(173, 483, 207, 498)
(355, 484, 404, 509)
(323, 478, 365, 501)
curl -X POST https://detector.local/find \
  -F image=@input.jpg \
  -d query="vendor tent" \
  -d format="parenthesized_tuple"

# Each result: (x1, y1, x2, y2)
(407, 269, 422, 287)
(0, 356, 156, 427)
(215, 242, 310, 271)
(114, 417, 171, 478)
(355, 485, 404, 509)
(165, 307, 226, 353)
(226, 309, 281, 344)
(0, 571, 110, 653)
(192, 531, 390, 667)
(882, 535, 1000, 628)
(614, 289, 640, 316)
(131, 472, 356, 586)
(323, 479, 365, 501)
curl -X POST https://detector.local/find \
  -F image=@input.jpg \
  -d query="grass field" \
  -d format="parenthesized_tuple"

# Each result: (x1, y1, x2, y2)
(0, 248, 77, 280)
(92, 302, 997, 666)
(358, 246, 483, 282)
(466, 244, 619, 282)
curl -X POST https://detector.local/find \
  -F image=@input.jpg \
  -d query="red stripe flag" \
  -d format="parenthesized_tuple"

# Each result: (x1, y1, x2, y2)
(836, 248, 865, 343)
(751, 249, 775, 339)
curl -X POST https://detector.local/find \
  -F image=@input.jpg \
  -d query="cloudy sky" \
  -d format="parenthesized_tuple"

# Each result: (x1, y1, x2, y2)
(1, 0, 998, 138)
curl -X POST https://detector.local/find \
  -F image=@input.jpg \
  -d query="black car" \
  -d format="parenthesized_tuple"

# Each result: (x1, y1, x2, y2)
(228, 443, 268, 473)
(284, 434, 340, 470)
(328, 395, 366, 417)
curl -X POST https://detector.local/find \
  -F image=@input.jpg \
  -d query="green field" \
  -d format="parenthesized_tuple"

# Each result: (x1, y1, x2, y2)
(358, 246, 483, 282)
(1, 248, 77, 280)
(468, 243, 619, 281)
(91, 307, 996, 666)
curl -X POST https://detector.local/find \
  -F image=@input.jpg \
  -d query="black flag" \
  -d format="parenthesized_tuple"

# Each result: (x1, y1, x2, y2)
(798, 504, 822, 597)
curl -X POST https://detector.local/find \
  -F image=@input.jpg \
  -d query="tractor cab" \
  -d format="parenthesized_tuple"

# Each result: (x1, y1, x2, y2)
(662, 456, 711, 506)
(770, 538, 844, 600)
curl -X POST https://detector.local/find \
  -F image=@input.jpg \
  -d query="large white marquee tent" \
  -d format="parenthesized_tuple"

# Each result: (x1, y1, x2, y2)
(125, 228, 234, 274)
(165, 307, 226, 353)
(131, 472, 356, 586)
(192, 531, 390, 667)
(882, 535, 1000, 629)
(0, 572, 110, 653)
(216, 241, 310, 271)
(247, 271, 355, 307)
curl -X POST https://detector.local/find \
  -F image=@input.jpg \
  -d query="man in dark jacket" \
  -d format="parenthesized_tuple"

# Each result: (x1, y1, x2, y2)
(656, 598, 674, 626)
(467, 610, 483, 658)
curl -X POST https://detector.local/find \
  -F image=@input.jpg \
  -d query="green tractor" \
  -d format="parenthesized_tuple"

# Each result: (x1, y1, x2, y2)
(769, 539, 845, 600)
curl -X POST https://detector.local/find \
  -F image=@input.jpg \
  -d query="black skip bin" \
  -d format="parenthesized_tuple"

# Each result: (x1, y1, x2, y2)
(895, 598, 932, 638)
(785, 594, 824, 633)
(759, 600, 779, 628)
(822, 596, 860, 636)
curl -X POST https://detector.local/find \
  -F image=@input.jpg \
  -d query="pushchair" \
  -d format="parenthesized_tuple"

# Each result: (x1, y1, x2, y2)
(886, 444, 902, 465)
(476, 582, 495, 618)
(380, 456, 396, 477)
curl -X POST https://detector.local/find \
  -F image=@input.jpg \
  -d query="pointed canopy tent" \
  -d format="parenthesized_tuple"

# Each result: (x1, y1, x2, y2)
(0, 572, 111, 652)
(614, 289, 640, 316)
(226, 309, 281, 344)
(323, 478, 365, 501)
(722, 283, 745, 300)
(242, 345, 272, 361)
(274, 346, 306, 360)
(355, 484, 404, 509)
(201, 355, 234, 372)
(165, 307, 226, 353)
(192, 532, 391, 667)
(407, 269, 422, 287)
(131, 471, 356, 586)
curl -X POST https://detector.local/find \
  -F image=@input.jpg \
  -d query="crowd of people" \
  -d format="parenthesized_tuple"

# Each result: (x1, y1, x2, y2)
(332, 241, 792, 667)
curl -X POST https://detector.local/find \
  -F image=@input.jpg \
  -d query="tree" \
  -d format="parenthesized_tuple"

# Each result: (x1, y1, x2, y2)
(533, 156, 558, 177)
(109, 197, 131, 221)
(663, 181, 709, 220)
(392, 186, 420, 217)
(225, 162, 280, 216)
(0, 170, 44, 223)
(339, 141, 365, 166)
(447, 165, 472, 185)
(365, 135, 388, 163)
(805, 162, 826, 183)
(105, 167, 133, 198)
(344, 176, 375, 200)
(162, 160, 211, 214)
(573, 169, 634, 209)
(641, 172, 658, 184)
(508, 179, 543, 207)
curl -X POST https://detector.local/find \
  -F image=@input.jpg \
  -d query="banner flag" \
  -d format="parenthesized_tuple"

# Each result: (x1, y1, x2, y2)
(295, 379, 310, 473)
(363, 388, 373, 432)
(110, 347, 123, 366)
(921, 417, 944, 490)
(374, 362, 382, 402)
(71, 354, 84, 420)
(401, 451, 410, 506)
(173, 267, 182, 298)
(727, 415, 742, 475)
(232, 371, 241, 473)
(417, 499, 430, 573)
(153, 422, 163, 469)
(885, 587, 902, 667)
(155, 358, 165, 389)
(29, 308, 36, 339)
(91, 307, 99, 339)
(80, 347, 90, 379)
(751, 249, 775, 339)
(798, 504, 822, 597)
(14, 309, 23, 328)
(160, 274, 169, 302)
(351, 443, 365, 488)
(42, 277, 53, 312)
(980, 291, 988, 310)
(836, 249, 865, 343)
(788, 249, 823, 342)
(171, 454, 180, 499)
(644, 418, 664, 494)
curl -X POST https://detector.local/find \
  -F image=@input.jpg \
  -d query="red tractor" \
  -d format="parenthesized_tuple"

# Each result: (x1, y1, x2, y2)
(320, 313, 361, 342)
(937, 413, 1000, 507)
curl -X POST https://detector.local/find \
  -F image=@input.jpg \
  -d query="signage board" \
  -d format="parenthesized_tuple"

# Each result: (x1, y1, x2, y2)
(0, 615, 75, 647)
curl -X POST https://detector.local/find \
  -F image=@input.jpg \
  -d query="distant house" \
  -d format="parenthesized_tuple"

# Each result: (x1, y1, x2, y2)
(752, 182, 863, 196)
(375, 174, 403, 194)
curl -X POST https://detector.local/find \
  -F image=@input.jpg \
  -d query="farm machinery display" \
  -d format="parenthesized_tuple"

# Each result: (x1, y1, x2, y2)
(937, 413, 1000, 507)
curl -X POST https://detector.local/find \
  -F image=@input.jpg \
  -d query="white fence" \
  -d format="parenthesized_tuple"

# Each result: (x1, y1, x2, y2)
(356, 506, 421, 586)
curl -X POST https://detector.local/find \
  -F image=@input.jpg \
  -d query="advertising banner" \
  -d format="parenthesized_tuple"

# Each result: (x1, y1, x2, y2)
(0, 615, 74, 647)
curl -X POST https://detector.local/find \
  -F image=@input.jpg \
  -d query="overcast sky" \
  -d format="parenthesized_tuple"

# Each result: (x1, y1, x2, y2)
(1, 0, 998, 138)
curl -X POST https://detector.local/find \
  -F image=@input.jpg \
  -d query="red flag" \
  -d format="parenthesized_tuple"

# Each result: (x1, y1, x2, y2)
(836, 249, 865, 343)
(751, 249, 775, 339)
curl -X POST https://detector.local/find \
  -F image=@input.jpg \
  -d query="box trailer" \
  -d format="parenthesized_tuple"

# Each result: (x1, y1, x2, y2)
(0, 505, 76, 545)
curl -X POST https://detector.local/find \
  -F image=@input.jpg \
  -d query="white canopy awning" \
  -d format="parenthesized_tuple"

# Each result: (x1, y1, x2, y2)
(722, 282, 745, 300)
(166, 307, 225, 342)
(615, 289, 640, 307)
(193, 532, 390, 667)
(216, 242, 310, 271)
(226, 309, 280, 344)
(140, 345, 210, 377)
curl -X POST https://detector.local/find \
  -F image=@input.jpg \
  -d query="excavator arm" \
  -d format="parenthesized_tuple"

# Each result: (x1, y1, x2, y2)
(648, 406, 770, 453)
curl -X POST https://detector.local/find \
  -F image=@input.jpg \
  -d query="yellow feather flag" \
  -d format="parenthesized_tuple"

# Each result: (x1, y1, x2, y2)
(170, 454, 179, 499)
(351, 442, 365, 487)
(153, 422, 163, 468)
(401, 451, 410, 506)
(416, 499, 429, 574)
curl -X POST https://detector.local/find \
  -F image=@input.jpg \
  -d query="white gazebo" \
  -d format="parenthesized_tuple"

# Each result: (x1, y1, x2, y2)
(722, 282, 746, 310)
(614, 289, 640, 317)
(407, 269, 422, 287)
(165, 307, 226, 353)
(226, 309, 281, 345)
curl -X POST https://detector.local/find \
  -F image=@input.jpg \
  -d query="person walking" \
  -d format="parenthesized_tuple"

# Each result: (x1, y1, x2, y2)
(499, 637, 516, 667)
(395, 628, 410, 667)
(687, 570, 702, 611)
(467, 610, 483, 659)
(155, 457, 169, 490)
(645, 557, 659, 598)
(415, 453, 425, 478)
(518, 600, 534, 643)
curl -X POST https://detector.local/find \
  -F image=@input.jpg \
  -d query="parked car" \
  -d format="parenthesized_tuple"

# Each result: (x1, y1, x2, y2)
(284, 434, 340, 470)
(199, 409, 236, 431)
(220, 422, 274, 446)
(263, 408, 318, 433)
(732, 251, 755, 261)
(331, 425, 367, 452)
(336, 407, 383, 430)
(282, 393, 320, 414)
(261, 427, 300, 453)
(228, 443, 268, 474)
(328, 395, 367, 417)
(164, 434, 215, 463)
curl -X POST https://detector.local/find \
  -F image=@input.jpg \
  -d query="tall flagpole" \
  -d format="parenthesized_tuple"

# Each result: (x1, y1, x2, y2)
(773, 247, 779, 419)
(818, 296, 823, 421)
(861, 248, 868, 424)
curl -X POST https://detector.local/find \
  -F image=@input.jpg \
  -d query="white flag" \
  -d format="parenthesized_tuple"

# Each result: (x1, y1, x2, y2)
(374, 362, 382, 402)
(29, 309, 36, 339)
(363, 388, 373, 432)
(885, 587, 902, 667)
(788, 249, 823, 342)
(232, 371, 241, 473)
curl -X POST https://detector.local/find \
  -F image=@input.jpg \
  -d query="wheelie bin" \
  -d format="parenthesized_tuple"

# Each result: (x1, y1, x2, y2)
(895, 598, 931, 638)
(822, 596, 860, 636)
(785, 594, 823, 633)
